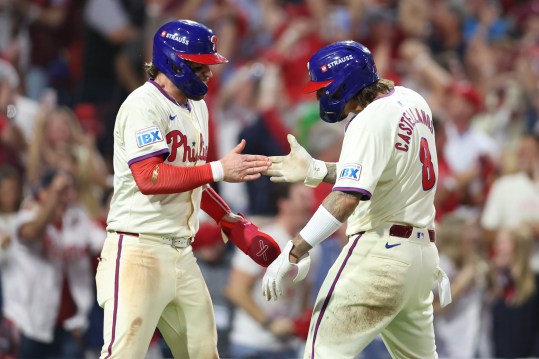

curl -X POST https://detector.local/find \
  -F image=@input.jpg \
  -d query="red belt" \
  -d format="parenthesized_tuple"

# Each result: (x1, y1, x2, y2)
(389, 224, 435, 243)
(116, 231, 139, 237)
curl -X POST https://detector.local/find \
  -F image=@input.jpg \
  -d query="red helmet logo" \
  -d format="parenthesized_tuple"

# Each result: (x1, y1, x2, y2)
(161, 30, 167, 37)
(211, 35, 217, 52)
(321, 65, 328, 73)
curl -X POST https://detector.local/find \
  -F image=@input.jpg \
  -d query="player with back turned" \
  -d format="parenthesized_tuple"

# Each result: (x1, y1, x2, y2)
(262, 41, 452, 358)
(96, 19, 278, 359)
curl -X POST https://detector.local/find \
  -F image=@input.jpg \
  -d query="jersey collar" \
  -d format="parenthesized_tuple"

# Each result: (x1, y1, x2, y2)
(148, 79, 191, 111)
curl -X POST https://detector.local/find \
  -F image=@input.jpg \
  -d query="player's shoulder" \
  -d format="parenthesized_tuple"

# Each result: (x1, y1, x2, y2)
(117, 82, 164, 117)
(376, 86, 428, 109)
(349, 86, 406, 129)
(123, 82, 157, 107)
(368, 86, 431, 124)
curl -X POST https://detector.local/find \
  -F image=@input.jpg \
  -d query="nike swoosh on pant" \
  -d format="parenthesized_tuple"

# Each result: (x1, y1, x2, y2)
(385, 242, 402, 249)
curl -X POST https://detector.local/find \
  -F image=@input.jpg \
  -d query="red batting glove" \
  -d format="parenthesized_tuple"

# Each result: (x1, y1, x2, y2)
(220, 214, 281, 267)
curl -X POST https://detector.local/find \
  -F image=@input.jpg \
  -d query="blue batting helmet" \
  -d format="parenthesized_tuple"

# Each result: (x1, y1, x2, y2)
(152, 20, 228, 98)
(303, 41, 379, 123)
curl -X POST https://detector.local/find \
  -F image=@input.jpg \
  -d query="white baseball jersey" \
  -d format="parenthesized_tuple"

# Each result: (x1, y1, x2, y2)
(304, 86, 443, 359)
(5, 202, 101, 343)
(334, 86, 437, 235)
(107, 80, 210, 237)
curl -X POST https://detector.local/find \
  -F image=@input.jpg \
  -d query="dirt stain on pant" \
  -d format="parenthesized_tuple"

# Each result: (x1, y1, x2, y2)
(318, 262, 406, 344)
(125, 317, 143, 346)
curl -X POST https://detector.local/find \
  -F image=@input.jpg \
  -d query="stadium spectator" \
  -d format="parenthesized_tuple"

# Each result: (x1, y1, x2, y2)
(0, 165, 23, 289)
(481, 133, 539, 268)
(16, 0, 80, 104)
(0, 59, 26, 176)
(3, 170, 105, 358)
(443, 81, 499, 211)
(0, 0, 27, 71)
(434, 213, 489, 358)
(0, 165, 23, 357)
(170, 0, 246, 77)
(514, 4, 539, 134)
(216, 60, 291, 215)
(80, 0, 144, 163)
(433, 117, 479, 222)
(225, 182, 317, 359)
(26, 105, 109, 218)
(213, 61, 273, 213)
(487, 227, 539, 358)
(425, 0, 467, 68)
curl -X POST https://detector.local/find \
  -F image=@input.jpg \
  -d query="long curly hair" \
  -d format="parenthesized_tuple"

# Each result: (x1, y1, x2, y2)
(355, 79, 395, 109)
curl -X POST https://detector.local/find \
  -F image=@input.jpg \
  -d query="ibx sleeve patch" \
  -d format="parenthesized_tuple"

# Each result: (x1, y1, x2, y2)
(136, 126, 164, 147)
(339, 164, 362, 181)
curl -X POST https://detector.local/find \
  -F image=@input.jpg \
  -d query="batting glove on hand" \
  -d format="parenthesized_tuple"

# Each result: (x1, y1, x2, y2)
(263, 134, 327, 187)
(262, 241, 311, 301)
(220, 213, 281, 267)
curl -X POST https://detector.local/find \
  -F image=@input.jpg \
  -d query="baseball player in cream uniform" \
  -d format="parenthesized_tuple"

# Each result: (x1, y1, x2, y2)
(97, 20, 271, 359)
(262, 41, 451, 359)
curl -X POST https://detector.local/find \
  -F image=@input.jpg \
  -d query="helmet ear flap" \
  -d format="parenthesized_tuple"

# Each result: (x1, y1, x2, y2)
(157, 46, 208, 98)
(318, 60, 379, 123)
(319, 80, 346, 123)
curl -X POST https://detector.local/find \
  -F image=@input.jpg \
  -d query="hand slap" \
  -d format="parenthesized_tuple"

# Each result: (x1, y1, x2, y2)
(263, 135, 326, 187)
(262, 241, 311, 301)
(221, 140, 271, 182)
(262, 135, 311, 183)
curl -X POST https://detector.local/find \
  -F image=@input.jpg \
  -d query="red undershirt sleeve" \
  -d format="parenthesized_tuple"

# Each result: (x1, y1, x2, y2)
(130, 156, 214, 195)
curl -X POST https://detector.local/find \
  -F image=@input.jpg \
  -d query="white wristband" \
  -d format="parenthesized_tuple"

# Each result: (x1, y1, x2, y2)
(299, 205, 342, 248)
(304, 159, 328, 188)
(210, 161, 224, 182)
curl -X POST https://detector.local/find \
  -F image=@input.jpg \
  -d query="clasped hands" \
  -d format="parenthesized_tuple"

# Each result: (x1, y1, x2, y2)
(263, 134, 327, 186)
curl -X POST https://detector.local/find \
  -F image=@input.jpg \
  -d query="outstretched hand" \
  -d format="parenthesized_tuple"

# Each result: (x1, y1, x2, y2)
(220, 139, 271, 182)
(263, 134, 312, 183)
(262, 241, 311, 301)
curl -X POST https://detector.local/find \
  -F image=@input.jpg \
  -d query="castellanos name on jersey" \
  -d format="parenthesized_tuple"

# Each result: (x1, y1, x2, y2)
(136, 126, 164, 147)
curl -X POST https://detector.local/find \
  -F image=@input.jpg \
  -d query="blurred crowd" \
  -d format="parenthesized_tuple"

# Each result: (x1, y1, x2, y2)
(0, 0, 538, 358)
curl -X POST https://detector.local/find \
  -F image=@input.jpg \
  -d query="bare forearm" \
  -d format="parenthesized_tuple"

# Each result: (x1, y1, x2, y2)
(291, 236, 313, 258)
(228, 290, 268, 325)
(323, 162, 337, 184)
(225, 272, 268, 325)
(291, 191, 359, 258)
(19, 200, 57, 242)
(322, 191, 359, 222)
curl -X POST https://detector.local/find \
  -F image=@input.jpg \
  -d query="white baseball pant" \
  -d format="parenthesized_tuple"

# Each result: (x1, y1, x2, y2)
(96, 232, 218, 359)
(304, 224, 440, 359)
